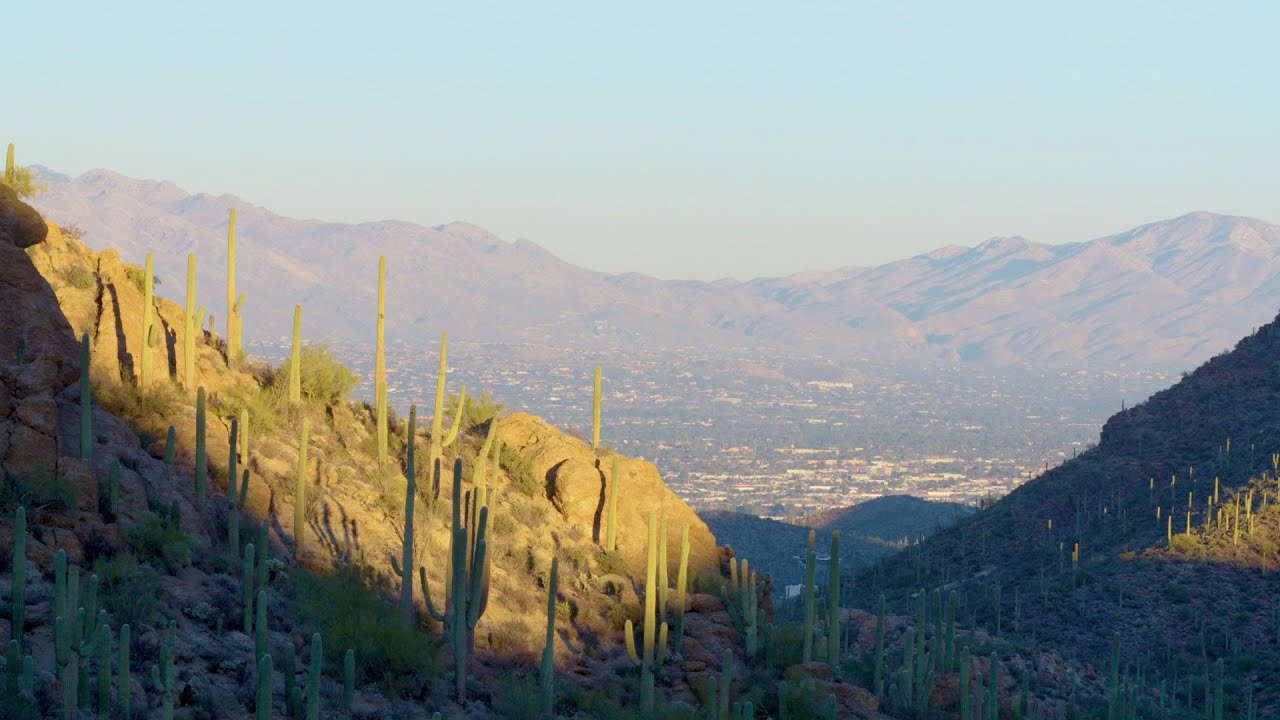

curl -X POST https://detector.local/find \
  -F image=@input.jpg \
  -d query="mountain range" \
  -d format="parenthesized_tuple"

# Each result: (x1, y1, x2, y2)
(30, 166, 1280, 367)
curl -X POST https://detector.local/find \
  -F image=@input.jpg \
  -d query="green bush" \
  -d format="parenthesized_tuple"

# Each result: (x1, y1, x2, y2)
(123, 508, 192, 574)
(289, 565, 440, 699)
(500, 445, 540, 496)
(281, 344, 359, 406)
(123, 264, 161, 293)
(595, 549, 627, 576)
(62, 263, 95, 290)
(1, 164, 44, 199)
(94, 552, 163, 627)
(491, 672, 544, 719)
(2, 465, 78, 511)
(447, 390, 504, 429)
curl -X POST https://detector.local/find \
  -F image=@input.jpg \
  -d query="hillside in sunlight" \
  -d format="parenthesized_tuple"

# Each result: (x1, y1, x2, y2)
(853, 303, 1280, 717)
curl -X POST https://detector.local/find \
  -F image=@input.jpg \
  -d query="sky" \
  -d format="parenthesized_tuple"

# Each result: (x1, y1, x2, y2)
(6, 2, 1280, 280)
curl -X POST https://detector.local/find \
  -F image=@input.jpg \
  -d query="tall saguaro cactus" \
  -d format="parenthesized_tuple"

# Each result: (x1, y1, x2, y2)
(195, 387, 207, 502)
(184, 253, 196, 388)
(375, 256, 388, 469)
(294, 418, 310, 560)
(540, 556, 559, 715)
(79, 333, 92, 460)
(605, 456, 620, 550)
(423, 459, 491, 700)
(11, 507, 25, 651)
(395, 406, 418, 622)
(4, 143, 13, 185)
(139, 254, 157, 388)
(624, 510, 668, 714)
(226, 208, 239, 366)
(289, 304, 302, 403)
(591, 365, 602, 450)
(801, 529, 817, 663)
(827, 531, 841, 667)
(430, 332, 447, 472)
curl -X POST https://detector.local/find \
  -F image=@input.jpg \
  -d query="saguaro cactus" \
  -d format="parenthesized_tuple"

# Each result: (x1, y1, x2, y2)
(79, 333, 91, 460)
(423, 459, 491, 700)
(540, 556, 559, 715)
(394, 406, 418, 622)
(118, 623, 130, 719)
(307, 633, 322, 720)
(139, 253, 156, 388)
(227, 417, 243, 556)
(430, 332, 447, 471)
(624, 510, 668, 714)
(195, 387, 207, 502)
(343, 649, 355, 707)
(295, 418, 310, 560)
(374, 256, 387, 469)
(674, 522, 690, 652)
(11, 507, 25, 650)
(443, 385, 465, 448)
(827, 531, 841, 667)
(184, 253, 196, 388)
(801, 530, 817, 663)
(605, 456, 620, 550)
(4, 143, 13, 184)
(151, 621, 175, 720)
(226, 208, 239, 366)
(256, 653, 272, 720)
(243, 543, 256, 634)
(591, 365, 602, 450)
(289, 304, 302, 403)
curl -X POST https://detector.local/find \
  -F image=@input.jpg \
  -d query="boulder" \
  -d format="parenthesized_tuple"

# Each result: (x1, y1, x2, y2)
(497, 412, 720, 577)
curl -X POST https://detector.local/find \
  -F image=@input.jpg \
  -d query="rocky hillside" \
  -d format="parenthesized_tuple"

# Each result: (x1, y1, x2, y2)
(2, 185, 941, 719)
(30, 167, 1280, 368)
(854, 308, 1280, 716)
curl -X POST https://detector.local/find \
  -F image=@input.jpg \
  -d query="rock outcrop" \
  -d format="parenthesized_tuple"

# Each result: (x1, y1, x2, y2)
(497, 412, 720, 577)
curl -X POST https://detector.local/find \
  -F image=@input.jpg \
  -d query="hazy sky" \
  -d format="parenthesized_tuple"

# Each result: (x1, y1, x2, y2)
(8, 2, 1279, 279)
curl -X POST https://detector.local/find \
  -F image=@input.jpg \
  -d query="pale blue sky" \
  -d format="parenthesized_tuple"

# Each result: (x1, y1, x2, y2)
(7, 2, 1278, 279)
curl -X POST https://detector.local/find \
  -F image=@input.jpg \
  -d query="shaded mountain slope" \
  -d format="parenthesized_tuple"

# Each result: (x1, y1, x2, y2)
(30, 167, 1280, 367)
(800, 495, 973, 544)
(852, 308, 1280, 715)
(704, 497, 973, 595)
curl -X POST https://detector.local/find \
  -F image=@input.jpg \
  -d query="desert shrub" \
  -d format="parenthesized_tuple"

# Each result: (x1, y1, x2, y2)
(510, 499, 548, 529)
(778, 675, 831, 718)
(1, 164, 44, 199)
(595, 550, 627, 576)
(2, 465, 78, 511)
(123, 263, 161, 293)
(448, 390, 504, 429)
(94, 552, 163, 627)
(278, 343, 359, 406)
(490, 511, 517, 537)
(62, 263, 95, 290)
(289, 565, 440, 699)
(123, 505, 192, 573)
(500, 445, 540, 496)
(606, 601, 641, 631)
(767, 624, 806, 670)
(92, 373, 181, 424)
(491, 672, 544, 719)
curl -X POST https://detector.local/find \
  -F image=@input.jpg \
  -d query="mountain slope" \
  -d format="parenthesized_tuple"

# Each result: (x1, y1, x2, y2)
(852, 309, 1280, 714)
(704, 496, 974, 595)
(30, 167, 1280, 367)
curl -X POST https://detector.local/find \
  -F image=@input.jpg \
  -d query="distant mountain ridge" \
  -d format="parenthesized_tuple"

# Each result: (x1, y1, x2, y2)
(30, 166, 1280, 367)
